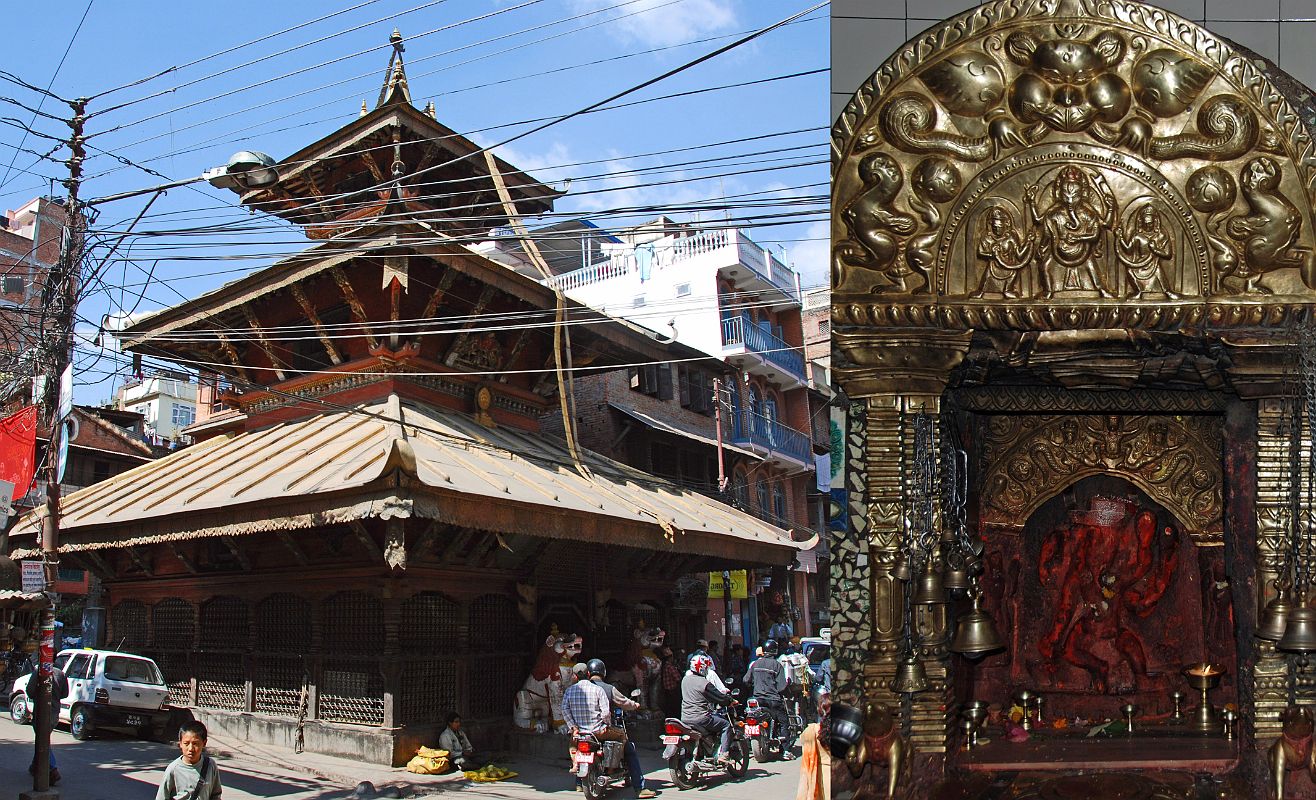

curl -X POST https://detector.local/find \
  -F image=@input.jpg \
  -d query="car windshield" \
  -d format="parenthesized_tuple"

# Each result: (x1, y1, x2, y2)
(806, 645, 829, 664)
(103, 656, 164, 685)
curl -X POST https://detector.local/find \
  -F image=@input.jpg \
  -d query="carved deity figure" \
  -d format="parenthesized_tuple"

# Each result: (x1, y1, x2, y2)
(1036, 497, 1178, 694)
(1117, 204, 1180, 299)
(612, 624, 666, 711)
(1026, 165, 1117, 298)
(971, 207, 1034, 299)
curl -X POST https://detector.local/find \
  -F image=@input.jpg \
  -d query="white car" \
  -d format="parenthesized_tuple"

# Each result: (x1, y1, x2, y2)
(9, 648, 171, 740)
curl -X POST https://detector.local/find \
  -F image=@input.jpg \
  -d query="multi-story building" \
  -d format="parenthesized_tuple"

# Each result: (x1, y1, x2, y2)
(116, 371, 200, 445)
(485, 219, 828, 643)
(0, 197, 66, 407)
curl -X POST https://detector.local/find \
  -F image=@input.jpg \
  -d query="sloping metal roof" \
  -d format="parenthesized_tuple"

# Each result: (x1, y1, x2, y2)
(608, 402, 759, 459)
(9, 395, 804, 562)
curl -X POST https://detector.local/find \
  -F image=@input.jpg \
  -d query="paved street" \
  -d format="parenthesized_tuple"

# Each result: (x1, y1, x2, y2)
(1, 721, 801, 799)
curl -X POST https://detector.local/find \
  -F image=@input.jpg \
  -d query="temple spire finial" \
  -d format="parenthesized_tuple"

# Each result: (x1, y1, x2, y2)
(360, 100, 368, 118)
(376, 29, 412, 109)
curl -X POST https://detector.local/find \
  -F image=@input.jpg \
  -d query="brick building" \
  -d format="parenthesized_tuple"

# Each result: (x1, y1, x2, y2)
(488, 219, 831, 643)
(0, 198, 66, 406)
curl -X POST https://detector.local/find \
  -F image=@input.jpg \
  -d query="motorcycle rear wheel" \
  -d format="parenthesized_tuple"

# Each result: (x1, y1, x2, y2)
(582, 765, 607, 800)
(751, 737, 770, 764)
(727, 741, 750, 779)
(668, 750, 697, 790)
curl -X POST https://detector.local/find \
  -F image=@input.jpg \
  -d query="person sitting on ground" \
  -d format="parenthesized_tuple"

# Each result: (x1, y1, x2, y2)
(156, 720, 223, 800)
(439, 712, 483, 771)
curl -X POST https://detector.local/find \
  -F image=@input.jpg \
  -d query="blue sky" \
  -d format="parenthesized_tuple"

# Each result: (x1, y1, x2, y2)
(0, 0, 827, 402)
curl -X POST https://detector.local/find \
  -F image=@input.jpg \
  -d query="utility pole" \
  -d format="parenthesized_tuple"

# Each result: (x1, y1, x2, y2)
(25, 96, 86, 800)
(712, 378, 733, 645)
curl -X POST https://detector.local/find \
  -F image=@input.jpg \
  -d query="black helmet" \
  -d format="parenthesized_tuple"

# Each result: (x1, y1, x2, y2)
(762, 639, 779, 657)
(586, 658, 607, 678)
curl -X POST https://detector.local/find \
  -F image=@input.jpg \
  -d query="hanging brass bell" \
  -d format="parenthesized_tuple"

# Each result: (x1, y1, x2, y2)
(1257, 586, 1294, 642)
(1278, 602, 1316, 653)
(891, 653, 928, 693)
(942, 560, 973, 592)
(891, 552, 913, 582)
(912, 561, 948, 605)
(950, 592, 1005, 656)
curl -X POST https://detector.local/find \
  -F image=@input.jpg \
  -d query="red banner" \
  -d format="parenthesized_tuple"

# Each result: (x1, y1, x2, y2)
(0, 405, 38, 503)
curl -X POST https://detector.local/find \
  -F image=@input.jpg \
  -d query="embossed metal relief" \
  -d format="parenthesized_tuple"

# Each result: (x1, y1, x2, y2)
(978, 414, 1223, 541)
(832, 0, 1316, 315)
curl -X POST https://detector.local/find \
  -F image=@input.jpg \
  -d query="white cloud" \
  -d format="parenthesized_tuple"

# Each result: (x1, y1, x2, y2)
(568, 0, 739, 48)
(786, 220, 828, 290)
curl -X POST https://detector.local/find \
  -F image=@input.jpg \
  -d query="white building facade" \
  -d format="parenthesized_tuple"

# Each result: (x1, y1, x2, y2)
(116, 374, 199, 445)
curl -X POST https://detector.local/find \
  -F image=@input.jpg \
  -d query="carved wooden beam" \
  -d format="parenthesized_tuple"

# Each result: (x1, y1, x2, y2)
(443, 285, 498, 365)
(330, 266, 379, 349)
(77, 551, 117, 581)
(415, 269, 459, 348)
(497, 328, 533, 384)
(412, 519, 442, 559)
(221, 536, 253, 571)
(291, 284, 343, 365)
(304, 170, 338, 225)
(168, 543, 199, 574)
(349, 520, 383, 562)
(507, 537, 550, 572)
(242, 307, 288, 381)
(276, 531, 311, 566)
(467, 532, 500, 567)
(213, 332, 252, 383)
(437, 527, 475, 564)
(126, 546, 154, 576)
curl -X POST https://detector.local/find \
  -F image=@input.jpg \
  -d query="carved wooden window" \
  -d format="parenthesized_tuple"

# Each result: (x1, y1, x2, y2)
(151, 598, 195, 650)
(322, 591, 383, 654)
(109, 600, 148, 651)
(319, 659, 384, 726)
(467, 654, 522, 719)
(254, 594, 312, 653)
(468, 594, 523, 654)
(400, 658, 458, 724)
(400, 593, 462, 653)
(196, 654, 246, 711)
(199, 596, 250, 651)
(152, 651, 192, 707)
(254, 656, 305, 717)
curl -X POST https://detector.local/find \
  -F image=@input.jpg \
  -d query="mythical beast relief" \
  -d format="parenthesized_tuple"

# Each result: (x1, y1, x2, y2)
(832, 0, 1316, 312)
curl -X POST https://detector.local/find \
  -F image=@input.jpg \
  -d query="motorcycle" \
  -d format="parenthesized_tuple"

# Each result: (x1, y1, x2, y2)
(743, 695, 803, 763)
(662, 692, 750, 789)
(572, 692, 640, 800)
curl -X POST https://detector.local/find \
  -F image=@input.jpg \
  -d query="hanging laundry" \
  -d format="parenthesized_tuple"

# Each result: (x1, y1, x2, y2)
(636, 243, 656, 282)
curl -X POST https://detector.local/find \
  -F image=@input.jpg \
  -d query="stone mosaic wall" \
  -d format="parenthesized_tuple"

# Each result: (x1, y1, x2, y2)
(830, 399, 871, 704)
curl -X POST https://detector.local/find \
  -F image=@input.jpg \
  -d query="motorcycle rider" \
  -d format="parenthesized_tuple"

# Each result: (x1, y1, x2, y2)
(562, 658, 658, 799)
(743, 639, 795, 759)
(680, 654, 735, 764)
(779, 642, 811, 720)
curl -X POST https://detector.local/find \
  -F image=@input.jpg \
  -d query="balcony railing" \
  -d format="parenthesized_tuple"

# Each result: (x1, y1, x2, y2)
(721, 313, 806, 381)
(543, 227, 800, 302)
(729, 410, 812, 464)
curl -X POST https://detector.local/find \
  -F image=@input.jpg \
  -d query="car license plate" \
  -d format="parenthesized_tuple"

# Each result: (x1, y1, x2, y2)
(745, 724, 760, 735)
(573, 753, 595, 764)
(661, 735, 680, 745)
(125, 715, 144, 727)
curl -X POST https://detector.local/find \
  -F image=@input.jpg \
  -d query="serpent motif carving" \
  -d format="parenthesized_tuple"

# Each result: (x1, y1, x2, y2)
(836, 152, 923, 294)
(1148, 96, 1259, 162)
(878, 93, 993, 162)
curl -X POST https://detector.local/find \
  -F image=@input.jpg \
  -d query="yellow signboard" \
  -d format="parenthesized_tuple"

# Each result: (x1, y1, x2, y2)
(707, 570, 748, 599)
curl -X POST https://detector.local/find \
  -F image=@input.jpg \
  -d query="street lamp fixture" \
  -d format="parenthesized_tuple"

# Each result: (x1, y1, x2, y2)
(202, 150, 279, 192)
(85, 150, 279, 206)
